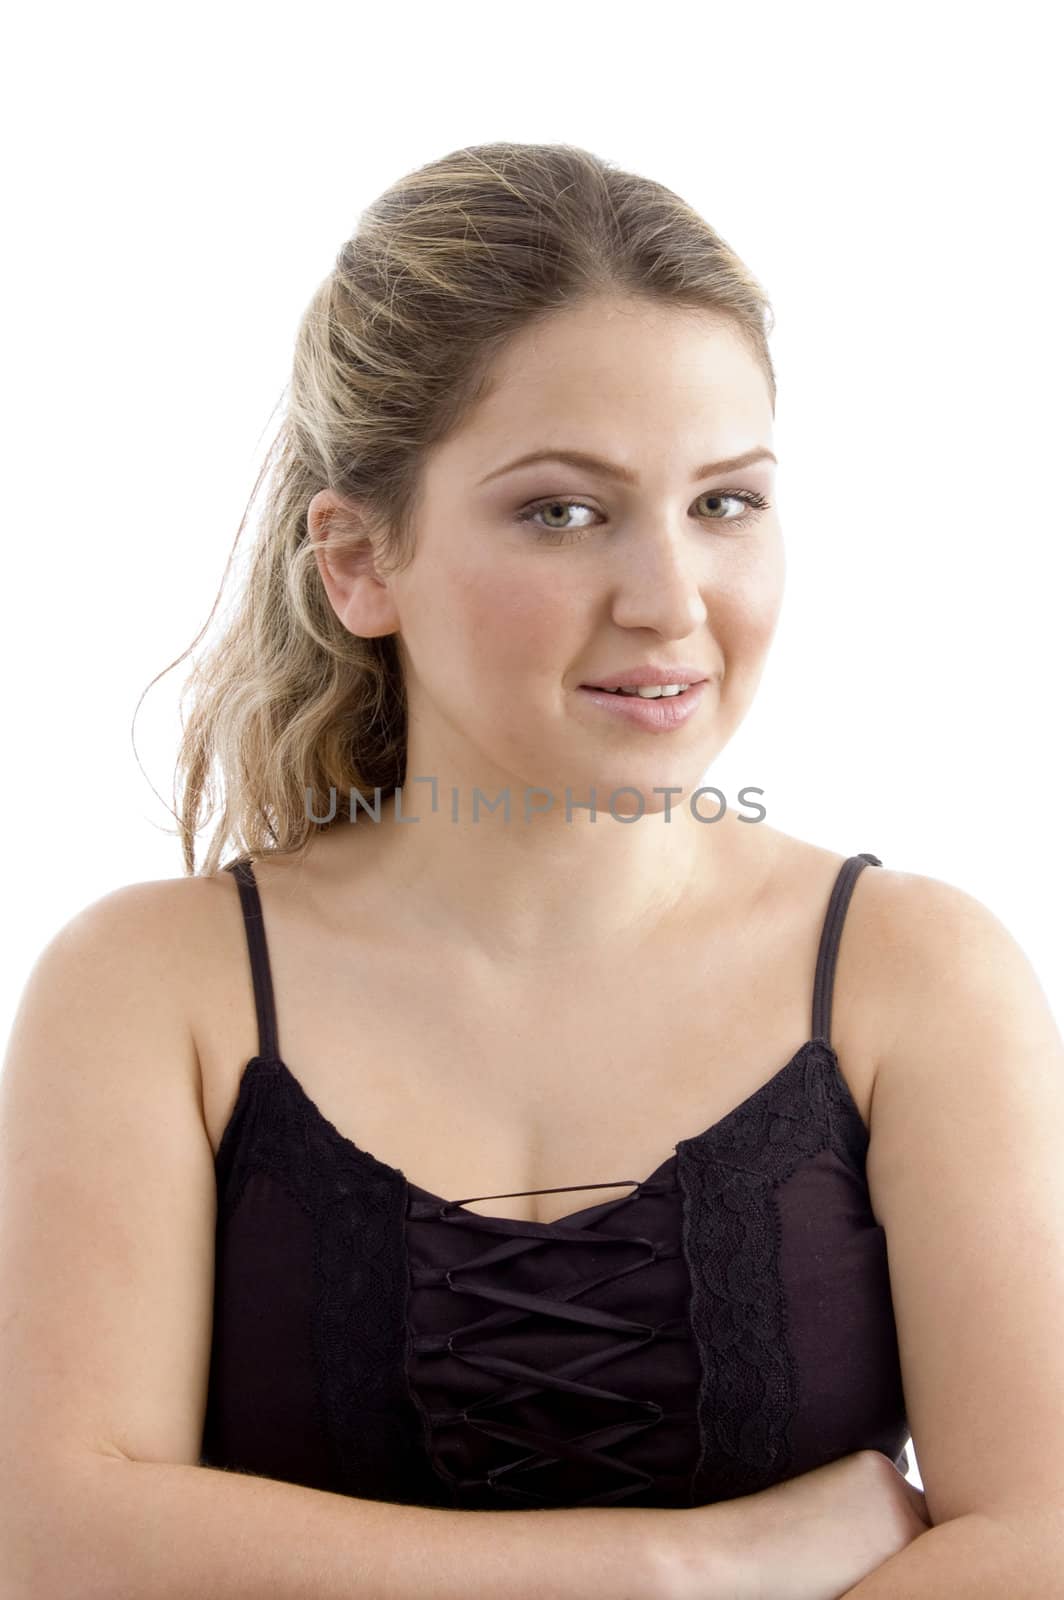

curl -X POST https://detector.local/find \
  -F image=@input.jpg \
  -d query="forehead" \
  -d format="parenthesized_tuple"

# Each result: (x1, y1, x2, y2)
(442, 301, 772, 474)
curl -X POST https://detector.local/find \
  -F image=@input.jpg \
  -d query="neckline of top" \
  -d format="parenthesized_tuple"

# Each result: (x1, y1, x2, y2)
(218, 1035, 862, 1230)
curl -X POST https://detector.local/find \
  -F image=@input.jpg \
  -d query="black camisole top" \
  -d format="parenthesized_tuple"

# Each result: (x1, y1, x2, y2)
(199, 850, 911, 1510)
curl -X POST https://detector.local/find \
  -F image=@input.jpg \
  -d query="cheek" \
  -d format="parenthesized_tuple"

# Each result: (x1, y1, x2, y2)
(713, 537, 786, 642)
(445, 564, 574, 671)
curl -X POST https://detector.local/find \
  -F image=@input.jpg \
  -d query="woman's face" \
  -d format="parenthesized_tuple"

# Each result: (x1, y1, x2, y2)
(321, 295, 784, 818)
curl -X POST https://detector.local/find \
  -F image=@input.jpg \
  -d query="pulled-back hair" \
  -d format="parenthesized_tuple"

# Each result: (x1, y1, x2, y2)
(151, 141, 777, 876)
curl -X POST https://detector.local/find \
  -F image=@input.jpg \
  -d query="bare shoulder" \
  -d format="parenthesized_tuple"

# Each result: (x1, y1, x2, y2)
(828, 859, 1058, 1143)
(884, 866, 1053, 1028)
(20, 873, 213, 1006)
(14, 872, 244, 1102)
(831, 860, 1019, 1038)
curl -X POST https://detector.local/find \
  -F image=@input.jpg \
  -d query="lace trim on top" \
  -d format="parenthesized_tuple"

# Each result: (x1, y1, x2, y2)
(678, 1035, 870, 1501)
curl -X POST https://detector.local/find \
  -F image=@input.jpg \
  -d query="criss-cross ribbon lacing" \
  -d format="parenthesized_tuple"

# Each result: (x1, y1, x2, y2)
(406, 1177, 686, 1506)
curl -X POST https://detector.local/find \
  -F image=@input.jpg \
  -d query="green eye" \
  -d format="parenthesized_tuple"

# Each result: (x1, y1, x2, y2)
(514, 489, 771, 543)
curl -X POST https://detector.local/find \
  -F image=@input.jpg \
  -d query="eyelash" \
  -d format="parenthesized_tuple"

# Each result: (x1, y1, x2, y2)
(513, 488, 772, 543)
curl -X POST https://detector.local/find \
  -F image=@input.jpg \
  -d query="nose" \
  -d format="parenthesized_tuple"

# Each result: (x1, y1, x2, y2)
(606, 525, 709, 638)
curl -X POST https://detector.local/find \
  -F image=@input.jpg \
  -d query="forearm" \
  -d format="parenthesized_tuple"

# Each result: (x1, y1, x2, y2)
(838, 1508, 1064, 1598)
(12, 1452, 689, 1600)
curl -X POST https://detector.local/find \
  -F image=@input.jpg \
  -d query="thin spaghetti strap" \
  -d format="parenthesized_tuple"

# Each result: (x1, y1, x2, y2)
(223, 857, 281, 1062)
(811, 852, 883, 1046)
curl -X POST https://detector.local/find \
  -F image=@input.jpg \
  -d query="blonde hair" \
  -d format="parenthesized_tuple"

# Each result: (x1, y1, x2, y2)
(148, 141, 777, 876)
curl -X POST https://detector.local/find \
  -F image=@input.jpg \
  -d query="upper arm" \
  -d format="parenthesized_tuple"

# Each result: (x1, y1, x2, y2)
(0, 880, 217, 1479)
(864, 868, 1064, 1526)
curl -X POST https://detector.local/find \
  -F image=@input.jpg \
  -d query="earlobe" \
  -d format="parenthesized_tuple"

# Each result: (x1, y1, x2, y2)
(335, 581, 400, 640)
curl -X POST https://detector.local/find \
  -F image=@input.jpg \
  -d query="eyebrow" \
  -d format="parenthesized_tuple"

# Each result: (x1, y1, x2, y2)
(477, 444, 777, 487)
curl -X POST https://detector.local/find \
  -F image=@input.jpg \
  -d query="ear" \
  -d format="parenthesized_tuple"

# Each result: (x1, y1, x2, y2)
(307, 488, 401, 639)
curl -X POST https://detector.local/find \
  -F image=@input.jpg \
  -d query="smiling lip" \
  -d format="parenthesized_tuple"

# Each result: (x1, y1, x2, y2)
(576, 679, 710, 730)
(579, 663, 711, 691)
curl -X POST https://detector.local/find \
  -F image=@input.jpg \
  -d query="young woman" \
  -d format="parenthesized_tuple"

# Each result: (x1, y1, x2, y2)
(4, 142, 1061, 1600)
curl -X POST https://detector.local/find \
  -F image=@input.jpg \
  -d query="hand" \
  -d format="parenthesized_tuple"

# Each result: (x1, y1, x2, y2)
(660, 1450, 931, 1600)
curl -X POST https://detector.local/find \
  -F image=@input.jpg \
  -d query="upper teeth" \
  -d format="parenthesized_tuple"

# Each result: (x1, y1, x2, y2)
(605, 683, 689, 697)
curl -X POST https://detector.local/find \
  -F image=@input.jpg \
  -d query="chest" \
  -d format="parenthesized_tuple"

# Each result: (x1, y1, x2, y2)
(196, 894, 876, 1225)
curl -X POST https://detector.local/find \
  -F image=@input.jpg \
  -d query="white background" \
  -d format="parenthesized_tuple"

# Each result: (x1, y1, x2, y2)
(3, 0, 1062, 1497)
